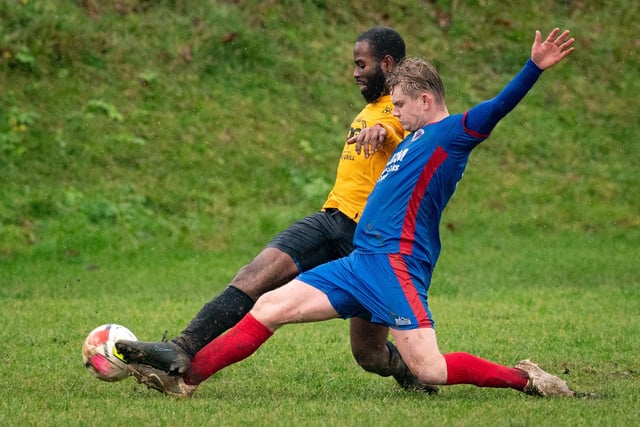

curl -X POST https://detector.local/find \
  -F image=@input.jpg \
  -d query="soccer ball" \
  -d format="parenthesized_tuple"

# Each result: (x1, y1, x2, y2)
(82, 324, 137, 382)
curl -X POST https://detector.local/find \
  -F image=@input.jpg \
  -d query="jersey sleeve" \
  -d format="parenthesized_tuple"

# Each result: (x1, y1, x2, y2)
(464, 59, 543, 137)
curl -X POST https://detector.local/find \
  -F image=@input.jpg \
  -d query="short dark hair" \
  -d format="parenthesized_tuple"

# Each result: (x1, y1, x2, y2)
(357, 26, 406, 64)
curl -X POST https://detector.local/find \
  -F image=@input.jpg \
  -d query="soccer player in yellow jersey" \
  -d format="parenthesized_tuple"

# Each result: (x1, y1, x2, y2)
(117, 27, 437, 397)
(323, 96, 405, 221)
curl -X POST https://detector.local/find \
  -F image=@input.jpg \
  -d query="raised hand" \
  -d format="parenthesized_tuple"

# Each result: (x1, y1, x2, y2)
(531, 28, 575, 70)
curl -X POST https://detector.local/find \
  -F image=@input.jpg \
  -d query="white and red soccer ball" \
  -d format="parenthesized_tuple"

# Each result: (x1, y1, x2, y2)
(82, 324, 137, 382)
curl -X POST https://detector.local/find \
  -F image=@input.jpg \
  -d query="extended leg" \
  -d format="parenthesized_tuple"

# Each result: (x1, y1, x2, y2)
(184, 280, 340, 384)
(116, 247, 299, 373)
(391, 327, 574, 397)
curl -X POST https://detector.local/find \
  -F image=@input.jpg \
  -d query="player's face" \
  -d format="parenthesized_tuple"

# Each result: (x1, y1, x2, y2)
(391, 87, 425, 132)
(353, 41, 386, 103)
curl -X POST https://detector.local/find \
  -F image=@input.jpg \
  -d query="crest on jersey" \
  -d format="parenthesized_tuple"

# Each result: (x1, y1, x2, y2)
(411, 128, 425, 142)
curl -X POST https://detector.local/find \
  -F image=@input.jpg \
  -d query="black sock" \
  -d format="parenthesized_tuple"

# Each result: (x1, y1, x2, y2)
(172, 285, 255, 357)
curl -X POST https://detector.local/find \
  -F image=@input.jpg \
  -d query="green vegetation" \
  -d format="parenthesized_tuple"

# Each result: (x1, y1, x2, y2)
(1, 1, 638, 426)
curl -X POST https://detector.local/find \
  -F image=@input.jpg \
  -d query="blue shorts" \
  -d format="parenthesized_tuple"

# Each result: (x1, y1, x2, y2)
(298, 252, 434, 330)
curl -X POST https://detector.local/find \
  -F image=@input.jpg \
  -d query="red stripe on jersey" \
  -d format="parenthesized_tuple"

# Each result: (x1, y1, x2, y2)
(399, 146, 448, 255)
(388, 253, 432, 328)
(462, 111, 490, 139)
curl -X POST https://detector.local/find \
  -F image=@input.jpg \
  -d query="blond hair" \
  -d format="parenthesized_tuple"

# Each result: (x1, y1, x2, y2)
(387, 58, 445, 104)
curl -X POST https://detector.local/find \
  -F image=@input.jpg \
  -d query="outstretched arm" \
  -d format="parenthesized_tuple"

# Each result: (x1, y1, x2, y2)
(531, 28, 575, 70)
(464, 28, 575, 136)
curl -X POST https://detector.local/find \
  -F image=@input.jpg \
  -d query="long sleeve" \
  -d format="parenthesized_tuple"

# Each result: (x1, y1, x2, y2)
(464, 59, 543, 137)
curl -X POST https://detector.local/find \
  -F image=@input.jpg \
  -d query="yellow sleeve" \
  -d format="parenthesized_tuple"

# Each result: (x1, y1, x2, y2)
(375, 116, 406, 151)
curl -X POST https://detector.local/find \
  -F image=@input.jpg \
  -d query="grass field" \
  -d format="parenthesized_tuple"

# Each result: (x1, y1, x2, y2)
(2, 230, 639, 426)
(1, 0, 639, 426)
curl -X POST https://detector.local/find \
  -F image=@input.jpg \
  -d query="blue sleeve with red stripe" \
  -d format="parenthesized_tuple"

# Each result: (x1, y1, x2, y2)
(463, 59, 543, 137)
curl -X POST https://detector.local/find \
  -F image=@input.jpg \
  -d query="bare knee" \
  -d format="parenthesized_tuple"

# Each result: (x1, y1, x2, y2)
(230, 248, 299, 300)
(250, 293, 284, 331)
(231, 263, 260, 297)
(253, 280, 340, 334)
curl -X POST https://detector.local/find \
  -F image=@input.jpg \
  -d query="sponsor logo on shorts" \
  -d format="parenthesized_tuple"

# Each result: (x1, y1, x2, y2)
(394, 316, 412, 326)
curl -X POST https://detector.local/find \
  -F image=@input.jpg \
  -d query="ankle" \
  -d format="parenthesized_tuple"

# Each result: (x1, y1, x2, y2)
(170, 336, 195, 358)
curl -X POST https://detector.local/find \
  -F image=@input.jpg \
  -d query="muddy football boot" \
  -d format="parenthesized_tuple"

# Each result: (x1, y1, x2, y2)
(128, 363, 196, 398)
(116, 339, 192, 374)
(515, 359, 575, 397)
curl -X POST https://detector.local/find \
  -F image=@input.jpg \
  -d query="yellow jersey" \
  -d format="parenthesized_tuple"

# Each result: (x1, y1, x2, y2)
(322, 95, 405, 222)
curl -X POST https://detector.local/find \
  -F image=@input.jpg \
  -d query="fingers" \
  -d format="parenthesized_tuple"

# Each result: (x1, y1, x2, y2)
(539, 27, 571, 48)
(545, 28, 573, 48)
(358, 138, 378, 158)
(552, 29, 575, 57)
(346, 125, 386, 158)
(535, 30, 542, 45)
(559, 34, 575, 51)
(552, 29, 572, 47)
(544, 28, 558, 44)
(531, 27, 574, 69)
(544, 27, 561, 43)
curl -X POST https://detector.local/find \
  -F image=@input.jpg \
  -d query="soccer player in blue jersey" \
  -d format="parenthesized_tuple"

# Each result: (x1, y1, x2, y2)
(128, 28, 577, 397)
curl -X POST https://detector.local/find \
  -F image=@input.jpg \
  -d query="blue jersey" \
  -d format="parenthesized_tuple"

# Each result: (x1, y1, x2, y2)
(354, 60, 543, 266)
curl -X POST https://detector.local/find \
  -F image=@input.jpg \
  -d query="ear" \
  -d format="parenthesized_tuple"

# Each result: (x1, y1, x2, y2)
(421, 93, 432, 110)
(380, 54, 395, 73)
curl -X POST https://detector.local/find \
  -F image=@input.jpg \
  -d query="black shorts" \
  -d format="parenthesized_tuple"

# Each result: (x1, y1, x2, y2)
(266, 208, 356, 273)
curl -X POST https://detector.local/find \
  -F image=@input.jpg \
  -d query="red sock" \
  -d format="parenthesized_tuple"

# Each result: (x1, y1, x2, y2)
(444, 352, 528, 390)
(184, 313, 273, 385)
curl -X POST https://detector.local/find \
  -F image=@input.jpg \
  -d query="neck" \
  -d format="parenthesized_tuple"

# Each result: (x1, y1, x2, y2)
(420, 107, 449, 127)
(432, 109, 449, 122)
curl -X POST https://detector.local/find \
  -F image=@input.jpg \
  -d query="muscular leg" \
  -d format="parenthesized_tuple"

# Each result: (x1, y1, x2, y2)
(117, 247, 300, 373)
(253, 279, 342, 329)
(117, 211, 353, 373)
(174, 209, 350, 354)
(184, 280, 341, 385)
(174, 247, 300, 356)
(391, 327, 532, 391)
